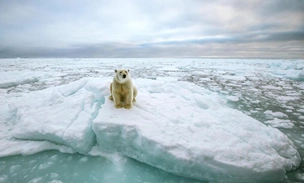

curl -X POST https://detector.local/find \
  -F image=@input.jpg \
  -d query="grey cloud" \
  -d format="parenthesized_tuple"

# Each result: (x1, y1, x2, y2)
(0, 0, 304, 59)
(1, 38, 303, 59)
(264, 30, 304, 42)
(259, 0, 304, 15)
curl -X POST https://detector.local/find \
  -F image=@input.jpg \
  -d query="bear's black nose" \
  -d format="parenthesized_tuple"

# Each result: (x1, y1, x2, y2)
(122, 74, 126, 78)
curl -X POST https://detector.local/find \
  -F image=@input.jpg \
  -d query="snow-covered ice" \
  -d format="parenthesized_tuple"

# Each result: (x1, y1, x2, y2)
(3, 76, 301, 182)
(10, 78, 109, 153)
(0, 58, 303, 183)
(93, 79, 300, 182)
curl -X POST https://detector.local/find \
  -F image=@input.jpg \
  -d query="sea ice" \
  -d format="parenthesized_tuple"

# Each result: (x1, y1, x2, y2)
(5, 76, 301, 183)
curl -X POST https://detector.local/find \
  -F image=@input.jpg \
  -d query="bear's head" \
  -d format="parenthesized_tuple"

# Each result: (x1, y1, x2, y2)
(114, 69, 130, 83)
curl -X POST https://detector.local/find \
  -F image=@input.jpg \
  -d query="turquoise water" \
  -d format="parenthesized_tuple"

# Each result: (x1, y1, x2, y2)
(0, 151, 204, 183)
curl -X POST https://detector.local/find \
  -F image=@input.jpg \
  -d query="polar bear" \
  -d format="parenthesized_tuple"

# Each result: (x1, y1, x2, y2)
(109, 69, 137, 109)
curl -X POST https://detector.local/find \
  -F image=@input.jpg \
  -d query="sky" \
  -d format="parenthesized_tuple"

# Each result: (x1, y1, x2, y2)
(0, 0, 304, 59)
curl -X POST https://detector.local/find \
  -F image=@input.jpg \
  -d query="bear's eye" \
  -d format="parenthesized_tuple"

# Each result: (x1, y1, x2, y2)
(120, 71, 122, 74)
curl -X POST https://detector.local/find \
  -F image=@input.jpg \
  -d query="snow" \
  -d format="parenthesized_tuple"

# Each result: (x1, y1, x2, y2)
(0, 58, 303, 183)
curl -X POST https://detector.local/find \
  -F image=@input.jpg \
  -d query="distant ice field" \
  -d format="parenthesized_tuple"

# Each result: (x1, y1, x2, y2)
(0, 58, 303, 183)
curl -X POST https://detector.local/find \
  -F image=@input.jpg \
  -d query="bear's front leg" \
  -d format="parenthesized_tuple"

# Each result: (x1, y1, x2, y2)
(113, 92, 123, 108)
(109, 82, 114, 101)
(124, 91, 133, 109)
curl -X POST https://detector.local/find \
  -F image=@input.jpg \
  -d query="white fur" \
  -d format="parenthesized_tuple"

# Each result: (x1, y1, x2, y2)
(109, 69, 137, 109)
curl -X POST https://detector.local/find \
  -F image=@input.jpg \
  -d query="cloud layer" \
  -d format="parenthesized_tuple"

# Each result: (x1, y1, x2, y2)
(0, 0, 303, 58)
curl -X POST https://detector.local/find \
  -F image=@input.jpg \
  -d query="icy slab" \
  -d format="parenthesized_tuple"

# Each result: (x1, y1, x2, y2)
(10, 78, 110, 153)
(93, 79, 301, 183)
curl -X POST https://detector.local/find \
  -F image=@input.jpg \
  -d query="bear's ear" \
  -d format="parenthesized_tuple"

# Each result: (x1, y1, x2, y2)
(115, 69, 117, 73)
(127, 69, 130, 73)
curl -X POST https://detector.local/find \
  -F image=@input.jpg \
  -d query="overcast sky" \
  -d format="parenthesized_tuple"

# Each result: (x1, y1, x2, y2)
(0, 0, 303, 58)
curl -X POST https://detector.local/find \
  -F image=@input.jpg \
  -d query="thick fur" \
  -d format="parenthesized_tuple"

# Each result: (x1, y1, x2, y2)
(109, 69, 137, 109)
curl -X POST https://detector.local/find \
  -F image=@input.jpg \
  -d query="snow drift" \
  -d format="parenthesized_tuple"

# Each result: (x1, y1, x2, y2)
(8, 77, 300, 183)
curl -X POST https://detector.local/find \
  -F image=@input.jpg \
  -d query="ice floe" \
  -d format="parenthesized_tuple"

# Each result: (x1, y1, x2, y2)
(5, 77, 300, 182)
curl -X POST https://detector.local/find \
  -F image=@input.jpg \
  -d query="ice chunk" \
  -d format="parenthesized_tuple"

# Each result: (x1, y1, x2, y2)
(226, 95, 239, 102)
(263, 110, 294, 128)
(93, 79, 300, 183)
(11, 78, 110, 153)
(265, 118, 294, 128)
(264, 110, 289, 118)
